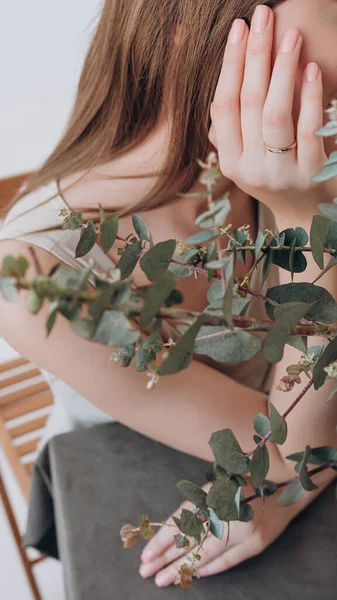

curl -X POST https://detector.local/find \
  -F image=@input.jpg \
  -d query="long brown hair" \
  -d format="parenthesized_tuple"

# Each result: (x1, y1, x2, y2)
(3, 0, 284, 218)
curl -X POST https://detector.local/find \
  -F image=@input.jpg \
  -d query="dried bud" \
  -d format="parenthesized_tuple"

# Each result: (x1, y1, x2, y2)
(146, 372, 160, 390)
(175, 240, 189, 256)
(277, 376, 296, 392)
(120, 524, 139, 549)
(61, 217, 71, 230)
(286, 364, 302, 376)
(139, 515, 155, 541)
(174, 533, 190, 550)
(174, 563, 197, 590)
(324, 361, 337, 379)
(109, 352, 121, 364)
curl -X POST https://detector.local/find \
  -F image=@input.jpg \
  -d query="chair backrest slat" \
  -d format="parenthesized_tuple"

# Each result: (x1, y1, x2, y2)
(16, 436, 41, 457)
(0, 357, 30, 373)
(0, 355, 54, 500)
(0, 380, 50, 406)
(0, 368, 41, 390)
(2, 392, 53, 421)
(8, 414, 49, 439)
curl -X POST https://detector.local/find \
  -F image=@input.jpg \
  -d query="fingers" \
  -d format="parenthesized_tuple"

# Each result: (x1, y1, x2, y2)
(152, 534, 230, 587)
(197, 538, 263, 578)
(297, 62, 325, 171)
(140, 517, 178, 563)
(240, 5, 274, 154)
(140, 498, 197, 563)
(139, 538, 197, 580)
(211, 18, 248, 166)
(263, 28, 303, 150)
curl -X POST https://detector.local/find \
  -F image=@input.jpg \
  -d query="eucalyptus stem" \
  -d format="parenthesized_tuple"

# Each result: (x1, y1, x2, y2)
(207, 180, 227, 295)
(242, 462, 337, 505)
(246, 379, 315, 460)
(14, 276, 335, 337)
(234, 245, 337, 255)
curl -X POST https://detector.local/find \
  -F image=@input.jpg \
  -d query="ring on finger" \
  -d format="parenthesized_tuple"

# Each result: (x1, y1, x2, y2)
(264, 136, 297, 154)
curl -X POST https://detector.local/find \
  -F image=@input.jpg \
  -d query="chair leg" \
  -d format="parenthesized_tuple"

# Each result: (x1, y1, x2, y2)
(0, 474, 43, 600)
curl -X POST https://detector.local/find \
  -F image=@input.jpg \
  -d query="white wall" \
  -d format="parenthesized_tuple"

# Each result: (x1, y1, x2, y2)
(0, 0, 102, 178)
(0, 4, 102, 597)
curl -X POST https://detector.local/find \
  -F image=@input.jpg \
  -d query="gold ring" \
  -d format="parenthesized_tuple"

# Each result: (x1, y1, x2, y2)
(264, 138, 297, 154)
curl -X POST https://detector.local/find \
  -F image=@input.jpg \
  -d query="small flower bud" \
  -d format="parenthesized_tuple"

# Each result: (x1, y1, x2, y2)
(120, 523, 139, 549)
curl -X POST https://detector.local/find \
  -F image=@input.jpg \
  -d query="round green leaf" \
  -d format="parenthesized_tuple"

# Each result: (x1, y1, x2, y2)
(177, 480, 208, 510)
(206, 479, 239, 522)
(75, 219, 97, 258)
(117, 240, 143, 279)
(251, 445, 270, 489)
(209, 429, 250, 475)
(101, 215, 119, 253)
(132, 214, 152, 244)
(195, 329, 261, 364)
(269, 403, 288, 445)
(140, 240, 176, 281)
(277, 480, 305, 507)
(265, 283, 337, 324)
(159, 314, 206, 376)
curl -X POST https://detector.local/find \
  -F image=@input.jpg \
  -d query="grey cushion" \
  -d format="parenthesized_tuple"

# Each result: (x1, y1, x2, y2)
(25, 423, 337, 599)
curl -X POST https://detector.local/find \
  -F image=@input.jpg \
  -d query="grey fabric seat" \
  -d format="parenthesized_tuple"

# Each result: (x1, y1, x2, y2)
(25, 423, 337, 600)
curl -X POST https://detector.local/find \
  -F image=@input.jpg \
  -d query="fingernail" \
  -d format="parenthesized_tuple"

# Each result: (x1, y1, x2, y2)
(155, 573, 168, 587)
(139, 564, 152, 578)
(228, 19, 246, 45)
(281, 28, 300, 53)
(141, 548, 154, 561)
(306, 62, 319, 83)
(252, 5, 270, 33)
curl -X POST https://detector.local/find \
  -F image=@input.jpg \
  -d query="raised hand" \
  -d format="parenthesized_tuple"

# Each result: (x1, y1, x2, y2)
(208, 4, 329, 217)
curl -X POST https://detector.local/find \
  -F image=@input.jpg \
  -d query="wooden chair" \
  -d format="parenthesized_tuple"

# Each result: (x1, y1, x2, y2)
(0, 171, 32, 213)
(0, 355, 55, 600)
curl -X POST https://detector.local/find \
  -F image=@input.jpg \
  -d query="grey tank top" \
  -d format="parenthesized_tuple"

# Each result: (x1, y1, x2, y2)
(0, 180, 279, 442)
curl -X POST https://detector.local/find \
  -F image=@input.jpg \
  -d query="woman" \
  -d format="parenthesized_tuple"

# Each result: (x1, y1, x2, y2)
(0, 0, 336, 588)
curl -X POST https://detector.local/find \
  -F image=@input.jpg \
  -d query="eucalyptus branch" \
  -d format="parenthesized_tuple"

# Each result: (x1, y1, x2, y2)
(246, 379, 315, 459)
(3, 143, 337, 590)
(242, 461, 337, 505)
(11, 275, 336, 337)
(234, 245, 337, 256)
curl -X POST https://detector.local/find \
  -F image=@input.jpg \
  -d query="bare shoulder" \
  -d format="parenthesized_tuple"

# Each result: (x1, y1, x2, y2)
(0, 238, 160, 427)
(0, 238, 81, 360)
(0, 238, 114, 406)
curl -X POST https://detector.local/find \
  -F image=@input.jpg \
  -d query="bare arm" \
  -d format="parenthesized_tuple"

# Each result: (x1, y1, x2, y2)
(0, 240, 282, 476)
(0, 239, 336, 490)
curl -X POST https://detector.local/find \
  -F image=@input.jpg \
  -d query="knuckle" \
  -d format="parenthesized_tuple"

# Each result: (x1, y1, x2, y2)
(263, 107, 289, 129)
(268, 177, 288, 193)
(223, 51, 240, 67)
(298, 128, 316, 144)
(247, 42, 266, 57)
(208, 129, 218, 148)
(243, 169, 264, 189)
(218, 156, 235, 179)
(241, 90, 264, 111)
(222, 558, 235, 571)
(252, 533, 267, 552)
(212, 96, 237, 115)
